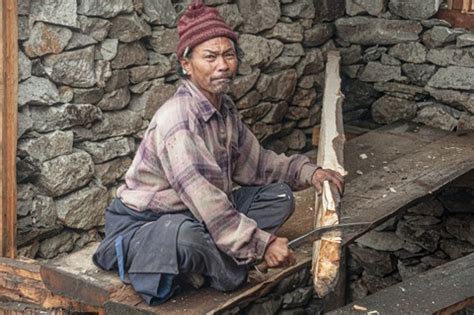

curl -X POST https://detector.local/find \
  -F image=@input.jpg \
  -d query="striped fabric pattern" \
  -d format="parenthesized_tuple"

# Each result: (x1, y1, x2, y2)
(117, 80, 318, 264)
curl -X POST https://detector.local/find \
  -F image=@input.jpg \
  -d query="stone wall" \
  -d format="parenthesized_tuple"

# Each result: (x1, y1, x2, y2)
(16, 0, 474, 259)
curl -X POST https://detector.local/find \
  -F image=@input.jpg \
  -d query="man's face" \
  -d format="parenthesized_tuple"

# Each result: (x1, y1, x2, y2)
(181, 37, 238, 96)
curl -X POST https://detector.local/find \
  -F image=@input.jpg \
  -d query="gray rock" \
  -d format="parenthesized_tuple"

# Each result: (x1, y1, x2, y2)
(109, 13, 151, 43)
(65, 32, 97, 51)
(18, 242, 40, 259)
(282, 287, 312, 309)
(296, 49, 324, 76)
(427, 47, 474, 67)
(237, 91, 262, 110)
(18, 16, 30, 41)
(348, 278, 368, 302)
(349, 244, 395, 276)
(73, 110, 144, 142)
(458, 113, 474, 131)
(240, 103, 273, 124)
(292, 88, 317, 107)
(38, 230, 78, 259)
(424, 86, 474, 114)
(142, 0, 176, 26)
(346, 0, 386, 16)
(96, 87, 131, 111)
(240, 34, 284, 67)
(78, 15, 111, 42)
(362, 46, 387, 62)
(95, 60, 112, 88)
(373, 82, 426, 100)
(247, 295, 282, 315)
(297, 103, 321, 127)
(100, 39, 119, 61)
(457, 33, 474, 48)
(421, 19, 451, 28)
(18, 0, 30, 15)
(396, 219, 440, 252)
(251, 122, 282, 142)
(73, 88, 104, 105)
(23, 22, 72, 58)
(111, 42, 148, 69)
(262, 102, 289, 124)
(43, 46, 96, 88)
(30, 0, 78, 28)
(95, 156, 132, 186)
(56, 183, 108, 229)
(414, 105, 458, 131)
(402, 63, 437, 86)
(129, 80, 177, 119)
(267, 55, 301, 72)
(257, 69, 297, 101)
(77, 0, 133, 18)
(17, 156, 41, 183)
(445, 215, 474, 245)
(343, 79, 382, 111)
(18, 76, 59, 107)
(403, 215, 441, 226)
(420, 255, 448, 268)
(263, 23, 303, 43)
(18, 130, 74, 162)
(30, 103, 102, 132)
(216, 4, 244, 29)
(236, 0, 280, 33)
(303, 24, 334, 47)
(381, 53, 402, 66)
(313, 0, 345, 23)
(74, 229, 101, 250)
(281, 0, 315, 19)
(130, 81, 153, 94)
(340, 45, 362, 65)
(230, 70, 261, 100)
(361, 270, 400, 294)
(428, 66, 474, 91)
(389, 42, 427, 64)
(36, 151, 95, 197)
(359, 62, 403, 82)
(105, 70, 130, 93)
(129, 63, 173, 84)
(335, 17, 422, 45)
(18, 108, 34, 139)
(76, 137, 134, 163)
(356, 231, 405, 251)
(407, 198, 444, 216)
(18, 184, 41, 217)
(148, 27, 179, 55)
(58, 86, 74, 103)
(371, 95, 417, 124)
(422, 26, 464, 48)
(397, 261, 429, 280)
(388, 0, 441, 20)
(440, 239, 474, 259)
(281, 129, 306, 150)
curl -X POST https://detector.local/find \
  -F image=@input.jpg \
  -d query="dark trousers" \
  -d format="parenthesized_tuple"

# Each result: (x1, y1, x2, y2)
(176, 182, 295, 291)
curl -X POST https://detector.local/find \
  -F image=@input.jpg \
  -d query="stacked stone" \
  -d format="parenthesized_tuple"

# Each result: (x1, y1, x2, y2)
(16, 0, 184, 258)
(339, 0, 474, 131)
(347, 177, 474, 302)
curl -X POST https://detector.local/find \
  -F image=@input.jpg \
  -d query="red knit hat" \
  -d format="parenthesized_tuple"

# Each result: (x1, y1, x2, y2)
(176, 0, 238, 58)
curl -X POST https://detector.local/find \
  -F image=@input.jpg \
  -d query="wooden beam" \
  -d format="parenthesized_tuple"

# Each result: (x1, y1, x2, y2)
(311, 51, 346, 302)
(0, 0, 18, 258)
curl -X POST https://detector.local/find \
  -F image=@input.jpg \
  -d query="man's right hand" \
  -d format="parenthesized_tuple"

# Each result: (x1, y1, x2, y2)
(263, 237, 295, 268)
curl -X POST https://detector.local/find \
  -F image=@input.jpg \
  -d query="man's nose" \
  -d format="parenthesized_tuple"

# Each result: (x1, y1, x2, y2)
(216, 55, 229, 71)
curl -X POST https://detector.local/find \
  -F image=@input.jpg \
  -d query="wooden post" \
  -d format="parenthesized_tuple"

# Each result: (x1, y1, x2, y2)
(311, 51, 346, 302)
(0, 0, 18, 258)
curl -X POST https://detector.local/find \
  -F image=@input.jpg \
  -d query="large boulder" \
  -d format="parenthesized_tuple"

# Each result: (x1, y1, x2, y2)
(371, 95, 417, 124)
(428, 66, 474, 91)
(256, 69, 297, 101)
(23, 22, 72, 58)
(236, 0, 280, 34)
(18, 76, 60, 107)
(30, 0, 78, 28)
(388, 0, 442, 20)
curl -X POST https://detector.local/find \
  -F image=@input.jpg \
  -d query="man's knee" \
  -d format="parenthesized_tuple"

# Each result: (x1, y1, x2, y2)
(270, 182, 295, 219)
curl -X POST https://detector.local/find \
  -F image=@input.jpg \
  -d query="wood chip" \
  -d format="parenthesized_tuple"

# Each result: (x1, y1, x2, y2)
(352, 304, 368, 312)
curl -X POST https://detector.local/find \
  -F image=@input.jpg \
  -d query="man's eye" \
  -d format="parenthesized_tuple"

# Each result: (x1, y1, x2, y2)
(225, 53, 236, 59)
(205, 55, 216, 60)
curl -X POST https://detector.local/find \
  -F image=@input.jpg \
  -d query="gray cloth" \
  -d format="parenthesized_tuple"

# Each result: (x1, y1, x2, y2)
(92, 182, 294, 305)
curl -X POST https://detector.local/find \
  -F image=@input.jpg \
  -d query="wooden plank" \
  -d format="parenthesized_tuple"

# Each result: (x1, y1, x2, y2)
(341, 132, 474, 242)
(0, 0, 18, 259)
(312, 125, 369, 146)
(312, 50, 345, 302)
(328, 253, 474, 315)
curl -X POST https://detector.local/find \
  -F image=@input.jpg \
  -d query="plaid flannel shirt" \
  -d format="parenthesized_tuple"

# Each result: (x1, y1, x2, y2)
(117, 79, 318, 264)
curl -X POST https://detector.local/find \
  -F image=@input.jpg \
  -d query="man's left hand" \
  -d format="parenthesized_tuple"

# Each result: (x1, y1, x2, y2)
(312, 168, 345, 196)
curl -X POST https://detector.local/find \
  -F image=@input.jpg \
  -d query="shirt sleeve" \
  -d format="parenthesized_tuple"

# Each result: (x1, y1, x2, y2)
(158, 126, 271, 265)
(232, 119, 319, 190)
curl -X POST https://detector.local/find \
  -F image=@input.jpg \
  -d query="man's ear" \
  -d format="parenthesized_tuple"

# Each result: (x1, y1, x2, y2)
(180, 58, 191, 76)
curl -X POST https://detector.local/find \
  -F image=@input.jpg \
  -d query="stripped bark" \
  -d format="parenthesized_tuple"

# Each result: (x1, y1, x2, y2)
(312, 51, 346, 298)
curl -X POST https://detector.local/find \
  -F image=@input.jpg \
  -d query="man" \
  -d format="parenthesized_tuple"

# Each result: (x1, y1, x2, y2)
(93, 0, 344, 305)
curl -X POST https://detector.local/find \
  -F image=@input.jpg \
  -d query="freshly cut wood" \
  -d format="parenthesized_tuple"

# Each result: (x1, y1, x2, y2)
(312, 50, 346, 298)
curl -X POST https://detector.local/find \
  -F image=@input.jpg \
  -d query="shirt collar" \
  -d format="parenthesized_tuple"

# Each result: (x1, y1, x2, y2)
(181, 79, 231, 122)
